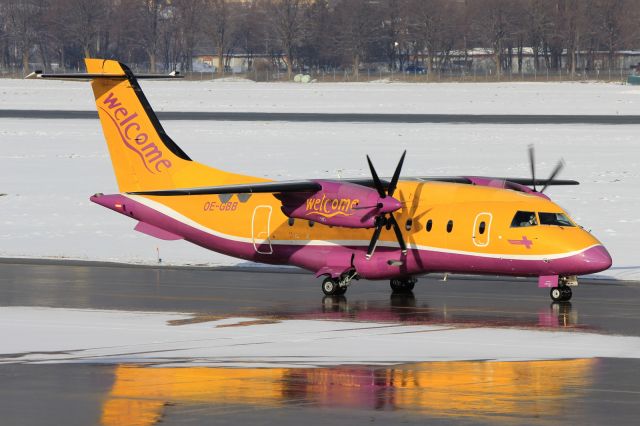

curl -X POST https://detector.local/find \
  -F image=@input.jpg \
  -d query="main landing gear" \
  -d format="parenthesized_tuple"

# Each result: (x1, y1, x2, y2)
(321, 271, 358, 296)
(390, 278, 416, 293)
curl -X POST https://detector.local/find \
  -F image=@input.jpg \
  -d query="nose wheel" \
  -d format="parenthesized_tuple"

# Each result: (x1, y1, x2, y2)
(550, 286, 572, 302)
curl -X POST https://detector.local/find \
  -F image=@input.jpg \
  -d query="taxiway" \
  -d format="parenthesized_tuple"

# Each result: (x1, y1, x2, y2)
(1, 260, 639, 425)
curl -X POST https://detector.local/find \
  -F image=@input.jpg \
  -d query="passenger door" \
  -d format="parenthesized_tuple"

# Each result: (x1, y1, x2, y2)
(251, 205, 273, 254)
(472, 212, 492, 247)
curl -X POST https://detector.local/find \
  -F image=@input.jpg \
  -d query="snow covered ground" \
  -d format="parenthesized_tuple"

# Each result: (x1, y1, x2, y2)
(2, 307, 639, 367)
(0, 80, 639, 279)
(2, 78, 640, 115)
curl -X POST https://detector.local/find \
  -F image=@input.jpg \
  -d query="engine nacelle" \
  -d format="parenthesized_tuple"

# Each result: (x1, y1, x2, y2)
(277, 180, 401, 228)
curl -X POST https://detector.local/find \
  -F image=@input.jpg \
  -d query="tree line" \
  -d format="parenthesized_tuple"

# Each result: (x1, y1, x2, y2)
(1, 0, 639, 78)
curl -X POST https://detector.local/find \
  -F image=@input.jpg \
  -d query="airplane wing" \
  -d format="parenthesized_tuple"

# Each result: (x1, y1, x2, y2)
(129, 176, 578, 197)
(487, 178, 579, 186)
(128, 180, 322, 196)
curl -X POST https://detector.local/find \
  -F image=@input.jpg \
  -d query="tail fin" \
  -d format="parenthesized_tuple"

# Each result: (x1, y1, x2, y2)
(85, 58, 261, 192)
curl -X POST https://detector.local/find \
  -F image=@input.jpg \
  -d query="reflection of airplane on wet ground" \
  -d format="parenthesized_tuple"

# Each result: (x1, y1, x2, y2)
(29, 59, 611, 301)
(277, 294, 581, 329)
(100, 359, 595, 426)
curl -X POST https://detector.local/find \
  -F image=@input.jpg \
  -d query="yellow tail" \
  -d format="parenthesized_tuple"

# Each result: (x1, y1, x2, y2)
(86, 58, 262, 192)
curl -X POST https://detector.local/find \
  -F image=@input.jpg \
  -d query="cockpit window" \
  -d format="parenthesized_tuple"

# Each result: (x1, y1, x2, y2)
(511, 211, 537, 228)
(539, 212, 574, 227)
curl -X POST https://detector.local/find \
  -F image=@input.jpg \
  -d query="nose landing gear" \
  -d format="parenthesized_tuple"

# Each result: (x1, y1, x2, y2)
(550, 285, 572, 302)
(550, 275, 576, 302)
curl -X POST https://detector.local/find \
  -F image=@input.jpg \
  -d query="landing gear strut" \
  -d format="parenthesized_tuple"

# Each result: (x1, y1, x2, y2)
(390, 278, 416, 293)
(321, 271, 358, 296)
(550, 286, 572, 302)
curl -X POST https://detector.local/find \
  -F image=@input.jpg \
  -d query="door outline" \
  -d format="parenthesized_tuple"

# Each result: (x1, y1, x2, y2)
(252, 205, 273, 254)
(472, 212, 493, 247)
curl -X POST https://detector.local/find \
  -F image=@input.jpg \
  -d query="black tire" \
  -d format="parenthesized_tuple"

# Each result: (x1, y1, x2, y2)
(550, 287, 563, 302)
(390, 279, 414, 293)
(335, 286, 347, 295)
(560, 286, 572, 301)
(322, 277, 339, 296)
(390, 279, 403, 292)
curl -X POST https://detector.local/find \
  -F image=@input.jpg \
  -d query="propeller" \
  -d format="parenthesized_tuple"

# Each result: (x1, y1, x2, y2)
(527, 145, 565, 193)
(365, 151, 407, 260)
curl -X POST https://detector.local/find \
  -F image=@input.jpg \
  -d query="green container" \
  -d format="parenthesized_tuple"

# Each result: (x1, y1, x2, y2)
(627, 75, 640, 85)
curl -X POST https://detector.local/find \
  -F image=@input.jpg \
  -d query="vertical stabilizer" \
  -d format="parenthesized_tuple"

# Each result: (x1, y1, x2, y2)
(84, 58, 263, 192)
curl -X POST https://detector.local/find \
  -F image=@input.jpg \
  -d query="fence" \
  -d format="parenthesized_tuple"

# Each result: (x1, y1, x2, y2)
(181, 66, 632, 83)
(1, 65, 632, 83)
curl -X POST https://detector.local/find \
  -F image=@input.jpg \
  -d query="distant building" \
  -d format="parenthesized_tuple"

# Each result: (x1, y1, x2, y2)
(423, 48, 640, 74)
(192, 51, 283, 73)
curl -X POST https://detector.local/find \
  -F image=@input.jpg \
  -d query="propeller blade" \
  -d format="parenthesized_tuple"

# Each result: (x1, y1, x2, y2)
(541, 159, 565, 193)
(366, 155, 386, 198)
(388, 214, 408, 255)
(366, 222, 384, 260)
(387, 150, 406, 197)
(528, 145, 537, 191)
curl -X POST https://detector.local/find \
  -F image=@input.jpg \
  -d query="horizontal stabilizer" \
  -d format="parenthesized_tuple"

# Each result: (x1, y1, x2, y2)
(25, 70, 182, 81)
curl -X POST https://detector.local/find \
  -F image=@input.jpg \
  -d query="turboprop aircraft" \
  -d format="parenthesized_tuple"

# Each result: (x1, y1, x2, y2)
(27, 59, 612, 301)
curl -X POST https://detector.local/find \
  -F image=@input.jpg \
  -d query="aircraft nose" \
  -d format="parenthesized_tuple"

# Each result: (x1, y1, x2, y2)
(580, 245, 612, 273)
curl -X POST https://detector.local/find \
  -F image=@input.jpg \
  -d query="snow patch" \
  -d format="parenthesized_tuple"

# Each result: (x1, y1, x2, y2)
(2, 307, 639, 367)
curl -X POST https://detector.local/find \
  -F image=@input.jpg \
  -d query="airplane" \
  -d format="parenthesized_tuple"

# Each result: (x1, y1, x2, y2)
(27, 58, 612, 302)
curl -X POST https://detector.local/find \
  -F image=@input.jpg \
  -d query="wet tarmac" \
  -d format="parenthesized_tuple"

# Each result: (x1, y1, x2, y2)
(1, 260, 640, 425)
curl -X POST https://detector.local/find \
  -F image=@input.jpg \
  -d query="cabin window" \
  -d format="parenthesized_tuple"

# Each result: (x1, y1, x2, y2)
(447, 220, 453, 233)
(405, 218, 413, 231)
(479, 221, 486, 234)
(538, 212, 574, 227)
(511, 211, 537, 228)
(288, 217, 295, 226)
(308, 220, 315, 227)
(426, 219, 433, 232)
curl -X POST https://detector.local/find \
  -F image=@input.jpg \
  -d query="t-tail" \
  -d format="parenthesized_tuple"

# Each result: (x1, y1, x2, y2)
(28, 58, 262, 192)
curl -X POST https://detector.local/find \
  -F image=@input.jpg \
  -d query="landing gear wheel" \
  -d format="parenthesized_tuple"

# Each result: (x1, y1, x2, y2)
(390, 279, 415, 293)
(335, 286, 347, 296)
(560, 286, 572, 301)
(550, 286, 572, 302)
(322, 278, 340, 296)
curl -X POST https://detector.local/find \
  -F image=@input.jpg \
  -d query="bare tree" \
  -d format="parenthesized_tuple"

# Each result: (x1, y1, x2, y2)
(334, 0, 379, 76)
(380, 0, 411, 71)
(205, 0, 233, 74)
(61, 0, 107, 59)
(299, 0, 336, 70)
(173, 0, 206, 71)
(267, 0, 308, 77)
(592, 0, 628, 68)
(3, 0, 640, 77)
(410, 0, 462, 73)
(234, 0, 267, 69)
(469, 0, 511, 77)
(523, 0, 553, 71)
(133, 0, 169, 72)
(3, 0, 46, 71)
